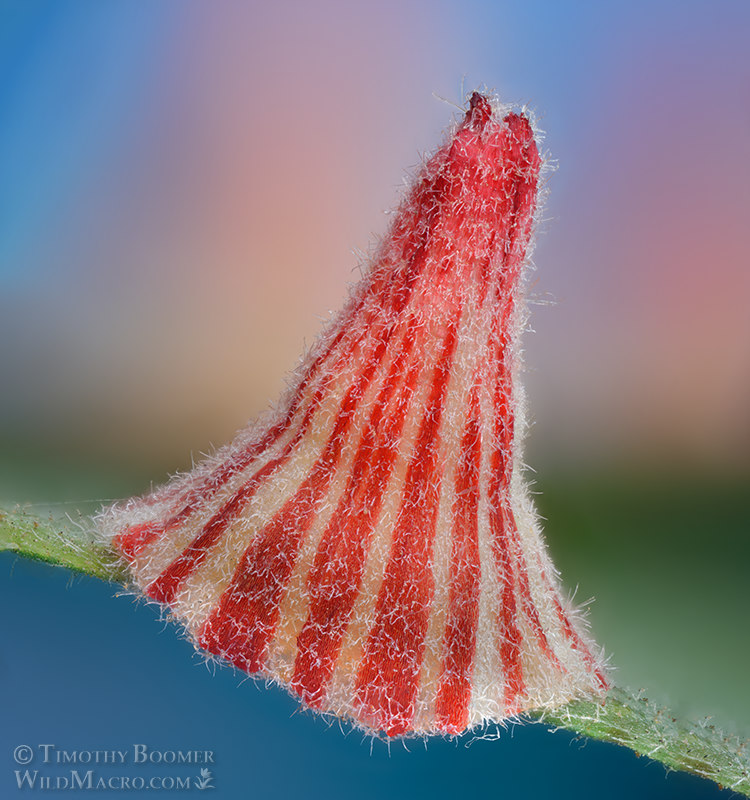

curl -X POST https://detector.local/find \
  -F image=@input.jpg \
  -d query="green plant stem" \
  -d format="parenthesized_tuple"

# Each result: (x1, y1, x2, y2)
(0, 506, 127, 582)
(1, 506, 748, 795)
(533, 688, 749, 795)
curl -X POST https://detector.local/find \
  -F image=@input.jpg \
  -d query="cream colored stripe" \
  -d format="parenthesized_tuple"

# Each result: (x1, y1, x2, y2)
(321, 320, 445, 722)
(113, 281, 389, 570)
(127, 413, 316, 589)
(411, 301, 486, 732)
(263, 323, 423, 682)
(467, 304, 509, 727)
(172, 319, 415, 635)
(127, 307, 398, 589)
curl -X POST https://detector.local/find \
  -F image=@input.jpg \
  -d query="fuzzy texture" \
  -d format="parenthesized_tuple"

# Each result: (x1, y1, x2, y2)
(99, 92, 608, 737)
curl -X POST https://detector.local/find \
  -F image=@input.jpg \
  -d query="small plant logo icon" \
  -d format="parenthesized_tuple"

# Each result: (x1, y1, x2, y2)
(194, 768, 214, 790)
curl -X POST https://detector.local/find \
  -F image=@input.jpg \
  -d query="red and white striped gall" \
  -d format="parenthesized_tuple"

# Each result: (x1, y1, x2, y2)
(100, 92, 608, 738)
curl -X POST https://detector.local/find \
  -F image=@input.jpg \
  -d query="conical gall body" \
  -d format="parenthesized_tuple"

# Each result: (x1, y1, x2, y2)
(101, 93, 608, 737)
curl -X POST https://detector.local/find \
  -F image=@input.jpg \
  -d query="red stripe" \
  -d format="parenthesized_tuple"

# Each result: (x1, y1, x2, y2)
(290, 320, 424, 707)
(114, 258, 419, 563)
(480, 126, 548, 712)
(493, 308, 561, 674)
(196, 313, 418, 672)
(354, 319, 460, 736)
(144, 383, 327, 604)
(115, 344, 342, 561)
(489, 348, 561, 712)
(197, 412, 365, 672)
(115, 359, 336, 562)
(487, 309, 526, 711)
(142, 264, 432, 603)
(488, 502, 526, 710)
(435, 381, 483, 733)
(515, 555, 560, 667)
(540, 563, 609, 691)
(115, 521, 162, 564)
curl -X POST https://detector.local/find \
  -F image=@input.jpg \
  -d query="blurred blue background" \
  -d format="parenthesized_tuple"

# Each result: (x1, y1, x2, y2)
(1, 1, 749, 797)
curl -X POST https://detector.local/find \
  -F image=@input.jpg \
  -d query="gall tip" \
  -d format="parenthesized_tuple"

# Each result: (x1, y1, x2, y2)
(466, 91, 493, 131)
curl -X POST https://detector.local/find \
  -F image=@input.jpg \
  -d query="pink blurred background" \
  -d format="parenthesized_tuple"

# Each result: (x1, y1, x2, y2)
(2, 0, 748, 474)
